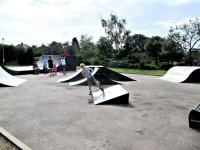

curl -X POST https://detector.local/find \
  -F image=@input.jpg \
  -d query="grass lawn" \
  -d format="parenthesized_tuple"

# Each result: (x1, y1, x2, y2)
(76, 66, 167, 75)
(110, 68, 167, 75)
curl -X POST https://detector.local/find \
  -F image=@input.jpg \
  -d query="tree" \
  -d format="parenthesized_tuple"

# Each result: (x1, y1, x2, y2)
(101, 13, 130, 58)
(26, 48, 35, 64)
(30, 45, 41, 57)
(39, 44, 49, 55)
(77, 35, 97, 64)
(144, 36, 163, 65)
(49, 41, 62, 55)
(122, 34, 148, 63)
(0, 44, 17, 64)
(168, 18, 200, 65)
(162, 38, 185, 65)
(96, 37, 113, 65)
(72, 37, 80, 55)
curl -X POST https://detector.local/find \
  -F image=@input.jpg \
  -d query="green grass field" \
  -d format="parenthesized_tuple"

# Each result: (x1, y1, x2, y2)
(76, 66, 167, 75)
(110, 68, 167, 75)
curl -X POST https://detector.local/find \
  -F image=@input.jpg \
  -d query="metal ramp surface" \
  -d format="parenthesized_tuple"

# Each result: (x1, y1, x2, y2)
(160, 66, 200, 83)
(0, 66, 26, 87)
(92, 84, 129, 105)
(37, 55, 61, 69)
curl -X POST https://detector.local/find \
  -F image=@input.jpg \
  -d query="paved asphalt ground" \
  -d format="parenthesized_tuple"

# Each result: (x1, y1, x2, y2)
(0, 72, 200, 150)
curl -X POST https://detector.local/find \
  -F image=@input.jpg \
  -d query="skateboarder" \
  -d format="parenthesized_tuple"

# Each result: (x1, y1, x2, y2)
(80, 63, 104, 96)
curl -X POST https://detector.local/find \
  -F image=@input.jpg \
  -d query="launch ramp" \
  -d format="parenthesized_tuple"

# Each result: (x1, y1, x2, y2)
(92, 85, 129, 105)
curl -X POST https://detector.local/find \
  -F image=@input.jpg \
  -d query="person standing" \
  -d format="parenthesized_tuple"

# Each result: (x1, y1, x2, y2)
(59, 57, 62, 74)
(52, 63, 57, 75)
(61, 57, 66, 75)
(48, 56, 53, 76)
(63, 47, 69, 58)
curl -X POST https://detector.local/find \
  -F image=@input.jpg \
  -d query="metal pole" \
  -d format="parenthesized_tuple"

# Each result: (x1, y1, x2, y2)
(2, 38, 4, 64)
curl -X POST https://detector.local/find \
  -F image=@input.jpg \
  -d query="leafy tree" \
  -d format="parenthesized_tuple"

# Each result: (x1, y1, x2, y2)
(144, 36, 163, 65)
(48, 41, 62, 55)
(30, 45, 41, 57)
(96, 37, 113, 65)
(17, 48, 26, 65)
(0, 44, 17, 64)
(39, 44, 49, 55)
(26, 48, 35, 64)
(168, 18, 200, 65)
(77, 35, 97, 64)
(72, 37, 80, 55)
(122, 34, 148, 63)
(101, 13, 130, 58)
(162, 38, 185, 64)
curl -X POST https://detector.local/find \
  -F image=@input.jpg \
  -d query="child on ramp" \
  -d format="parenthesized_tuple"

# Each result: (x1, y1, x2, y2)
(80, 63, 104, 97)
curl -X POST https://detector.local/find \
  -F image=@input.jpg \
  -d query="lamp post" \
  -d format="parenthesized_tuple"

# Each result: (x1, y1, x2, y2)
(2, 38, 4, 64)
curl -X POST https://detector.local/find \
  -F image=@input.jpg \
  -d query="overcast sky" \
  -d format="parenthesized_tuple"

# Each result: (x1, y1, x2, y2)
(0, 0, 200, 46)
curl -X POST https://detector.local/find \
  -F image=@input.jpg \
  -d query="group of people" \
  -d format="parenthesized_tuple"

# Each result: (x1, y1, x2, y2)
(33, 60, 104, 103)
(33, 55, 67, 76)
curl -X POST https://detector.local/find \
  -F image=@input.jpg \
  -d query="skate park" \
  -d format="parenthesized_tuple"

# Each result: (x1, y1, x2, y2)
(0, 64, 200, 150)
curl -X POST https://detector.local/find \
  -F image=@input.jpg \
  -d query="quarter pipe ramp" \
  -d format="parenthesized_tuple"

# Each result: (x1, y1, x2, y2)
(160, 66, 200, 83)
(0, 66, 26, 87)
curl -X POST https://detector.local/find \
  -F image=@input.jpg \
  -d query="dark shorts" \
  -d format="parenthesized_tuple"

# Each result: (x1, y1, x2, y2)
(87, 76, 97, 85)
(49, 64, 53, 69)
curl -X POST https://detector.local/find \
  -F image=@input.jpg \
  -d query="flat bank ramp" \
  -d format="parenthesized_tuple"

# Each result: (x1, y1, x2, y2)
(0, 66, 26, 87)
(160, 66, 200, 83)
(93, 84, 129, 105)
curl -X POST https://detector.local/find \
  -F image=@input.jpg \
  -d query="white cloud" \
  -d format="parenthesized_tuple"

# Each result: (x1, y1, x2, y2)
(156, 17, 198, 29)
(164, 0, 199, 6)
(0, 0, 200, 46)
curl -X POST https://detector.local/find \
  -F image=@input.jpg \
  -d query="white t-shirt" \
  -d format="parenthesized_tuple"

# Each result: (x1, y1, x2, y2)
(61, 58, 66, 65)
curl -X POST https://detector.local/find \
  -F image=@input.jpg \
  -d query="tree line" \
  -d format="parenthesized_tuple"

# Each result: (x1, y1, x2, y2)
(0, 13, 200, 70)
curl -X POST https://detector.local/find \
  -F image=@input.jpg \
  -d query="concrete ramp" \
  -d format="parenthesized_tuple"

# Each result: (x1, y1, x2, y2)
(93, 84, 129, 105)
(160, 66, 200, 83)
(0, 66, 26, 87)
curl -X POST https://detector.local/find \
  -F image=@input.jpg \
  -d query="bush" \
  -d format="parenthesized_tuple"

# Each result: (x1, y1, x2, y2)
(140, 64, 160, 70)
(109, 60, 129, 68)
(128, 63, 140, 69)
(160, 62, 173, 70)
